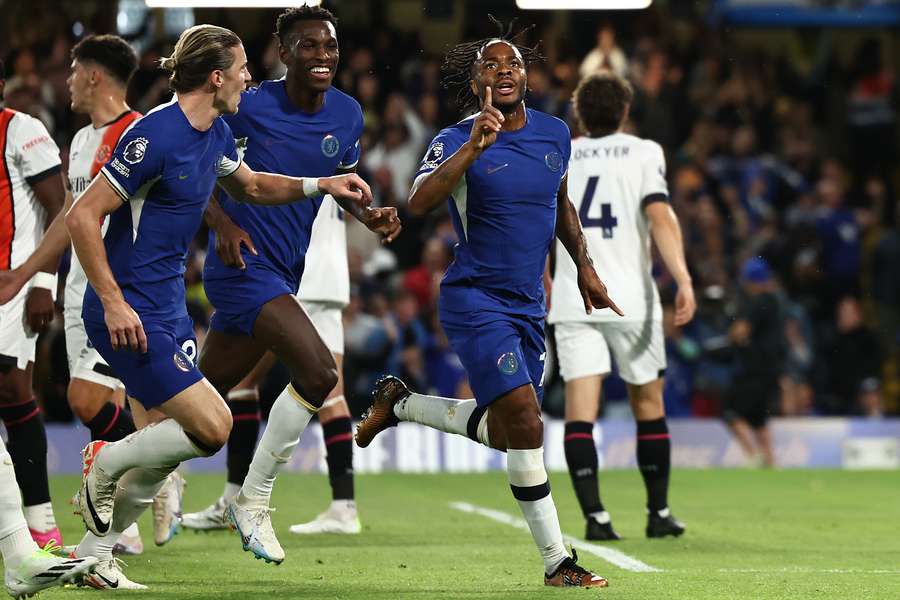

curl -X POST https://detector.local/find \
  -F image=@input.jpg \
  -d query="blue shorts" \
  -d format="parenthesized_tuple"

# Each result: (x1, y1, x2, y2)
(439, 308, 546, 407)
(204, 263, 296, 337)
(85, 316, 201, 409)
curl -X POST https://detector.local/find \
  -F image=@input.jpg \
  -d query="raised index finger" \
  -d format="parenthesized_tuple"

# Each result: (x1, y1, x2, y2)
(483, 86, 492, 110)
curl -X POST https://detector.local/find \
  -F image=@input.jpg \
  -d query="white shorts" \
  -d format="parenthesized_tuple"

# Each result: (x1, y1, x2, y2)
(554, 320, 666, 386)
(0, 285, 36, 370)
(63, 306, 122, 390)
(300, 300, 344, 356)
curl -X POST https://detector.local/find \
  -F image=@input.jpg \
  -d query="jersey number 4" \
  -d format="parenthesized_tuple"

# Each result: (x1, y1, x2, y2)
(579, 175, 617, 239)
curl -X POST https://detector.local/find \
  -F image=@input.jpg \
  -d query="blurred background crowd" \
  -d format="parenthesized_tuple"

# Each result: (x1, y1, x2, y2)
(2, 0, 897, 422)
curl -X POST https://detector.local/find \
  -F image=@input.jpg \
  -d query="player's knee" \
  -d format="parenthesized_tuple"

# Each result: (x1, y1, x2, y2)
(290, 353, 337, 406)
(503, 404, 543, 446)
(67, 386, 102, 423)
(192, 405, 233, 452)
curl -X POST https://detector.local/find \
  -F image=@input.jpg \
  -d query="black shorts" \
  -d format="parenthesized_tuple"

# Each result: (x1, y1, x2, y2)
(724, 375, 778, 429)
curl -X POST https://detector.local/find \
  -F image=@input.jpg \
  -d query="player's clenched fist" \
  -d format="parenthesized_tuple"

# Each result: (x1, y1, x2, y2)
(363, 206, 402, 244)
(469, 86, 504, 151)
(317, 173, 373, 210)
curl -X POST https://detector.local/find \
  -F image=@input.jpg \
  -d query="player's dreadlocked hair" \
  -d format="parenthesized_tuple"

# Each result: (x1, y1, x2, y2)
(275, 5, 338, 46)
(441, 16, 544, 115)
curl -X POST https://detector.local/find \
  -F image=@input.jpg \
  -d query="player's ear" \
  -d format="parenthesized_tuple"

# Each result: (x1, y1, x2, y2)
(210, 69, 224, 90)
(276, 34, 290, 67)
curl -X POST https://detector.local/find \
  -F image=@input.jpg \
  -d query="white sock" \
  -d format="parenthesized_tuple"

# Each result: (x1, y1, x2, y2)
(589, 510, 611, 525)
(222, 482, 241, 502)
(23, 502, 57, 533)
(97, 419, 210, 478)
(240, 384, 315, 505)
(394, 393, 490, 446)
(507, 448, 568, 574)
(329, 499, 356, 514)
(0, 439, 39, 564)
(76, 466, 174, 560)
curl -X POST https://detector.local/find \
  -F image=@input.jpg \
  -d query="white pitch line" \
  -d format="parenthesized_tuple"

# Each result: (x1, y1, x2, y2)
(450, 501, 662, 573)
(717, 568, 900, 575)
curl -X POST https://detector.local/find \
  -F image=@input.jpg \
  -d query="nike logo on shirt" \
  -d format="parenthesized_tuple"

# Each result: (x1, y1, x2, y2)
(486, 163, 509, 175)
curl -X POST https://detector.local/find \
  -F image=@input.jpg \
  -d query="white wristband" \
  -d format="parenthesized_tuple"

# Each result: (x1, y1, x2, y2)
(32, 272, 57, 292)
(302, 177, 322, 198)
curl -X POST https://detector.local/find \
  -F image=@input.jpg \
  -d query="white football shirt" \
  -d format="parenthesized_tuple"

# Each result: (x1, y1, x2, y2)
(548, 132, 668, 324)
(296, 195, 350, 306)
(0, 109, 61, 270)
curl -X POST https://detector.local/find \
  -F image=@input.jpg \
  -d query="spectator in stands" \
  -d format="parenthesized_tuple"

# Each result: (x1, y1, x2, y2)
(578, 23, 627, 79)
(824, 296, 883, 414)
(724, 257, 785, 466)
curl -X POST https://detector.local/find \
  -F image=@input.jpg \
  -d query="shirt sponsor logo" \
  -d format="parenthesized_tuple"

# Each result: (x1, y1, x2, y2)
(497, 352, 519, 375)
(321, 134, 340, 158)
(123, 137, 148, 164)
(422, 141, 444, 170)
(109, 158, 130, 178)
(22, 135, 50, 151)
(544, 151, 563, 172)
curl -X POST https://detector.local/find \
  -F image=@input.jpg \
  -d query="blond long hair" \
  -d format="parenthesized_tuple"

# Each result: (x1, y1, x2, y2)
(160, 24, 241, 94)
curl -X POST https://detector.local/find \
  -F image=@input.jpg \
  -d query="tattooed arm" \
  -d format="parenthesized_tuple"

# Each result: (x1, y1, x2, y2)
(555, 175, 623, 316)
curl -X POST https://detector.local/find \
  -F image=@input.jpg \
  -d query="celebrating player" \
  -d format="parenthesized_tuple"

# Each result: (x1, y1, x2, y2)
(0, 59, 66, 549)
(548, 72, 694, 540)
(0, 35, 180, 562)
(66, 24, 373, 587)
(188, 6, 398, 563)
(355, 29, 617, 588)
(0, 436, 98, 599)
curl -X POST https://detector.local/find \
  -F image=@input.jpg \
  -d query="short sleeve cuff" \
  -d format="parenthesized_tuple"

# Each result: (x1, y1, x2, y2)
(640, 193, 669, 210)
(24, 164, 61, 186)
(100, 167, 129, 201)
(216, 156, 242, 179)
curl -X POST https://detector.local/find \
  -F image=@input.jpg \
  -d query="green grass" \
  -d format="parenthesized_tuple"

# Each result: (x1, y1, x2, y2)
(39, 470, 900, 599)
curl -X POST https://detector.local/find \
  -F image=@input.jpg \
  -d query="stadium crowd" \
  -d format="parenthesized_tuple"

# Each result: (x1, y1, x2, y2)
(2, 2, 897, 422)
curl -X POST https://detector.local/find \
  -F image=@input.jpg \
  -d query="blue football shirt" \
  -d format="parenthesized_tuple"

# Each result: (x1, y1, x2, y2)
(203, 81, 363, 289)
(415, 108, 571, 317)
(85, 98, 240, 322)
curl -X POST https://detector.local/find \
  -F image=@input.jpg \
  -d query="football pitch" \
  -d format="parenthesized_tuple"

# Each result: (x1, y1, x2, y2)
(43, 469, 899, 599)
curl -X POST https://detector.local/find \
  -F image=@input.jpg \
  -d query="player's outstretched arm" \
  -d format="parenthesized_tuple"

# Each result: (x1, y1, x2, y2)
(217, 162, 372, 209)
(408, 86, 503, 216)
(0, 187, 74, 305)
(645, 201, 695, 325)
(22, 172, 67, 333)
(66, 176, 146, 353)
(555, 176, 623, 316)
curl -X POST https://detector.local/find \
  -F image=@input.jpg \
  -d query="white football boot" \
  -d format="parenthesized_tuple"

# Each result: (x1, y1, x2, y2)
(78, 441, 117, 537)
(81, 557, 148, 590)
(5, 546, 98, 599)
(225, 497, 284, 564)
(152, 472, 185, 546)
(288, 501, 361, 535)
(181, 497, 229, 531)
(112, 523, 144, 556)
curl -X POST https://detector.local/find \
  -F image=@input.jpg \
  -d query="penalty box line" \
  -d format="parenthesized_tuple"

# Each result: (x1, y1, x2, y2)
(450, 501, 662, 573)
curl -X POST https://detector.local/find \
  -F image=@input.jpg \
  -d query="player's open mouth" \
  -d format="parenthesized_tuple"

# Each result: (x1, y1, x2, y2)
(309, 65, 332, 80)
(496, 80, 516, 95)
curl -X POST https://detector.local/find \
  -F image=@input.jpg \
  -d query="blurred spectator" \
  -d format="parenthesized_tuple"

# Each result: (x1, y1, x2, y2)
(578, 23, 627, 79)
(823, 296, 882, 414)
(723, 258, 785, 467)
(363, 94, 429, 206)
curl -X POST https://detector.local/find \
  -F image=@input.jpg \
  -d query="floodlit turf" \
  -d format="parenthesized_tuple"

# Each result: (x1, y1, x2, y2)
(40, 469, 900, 599)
